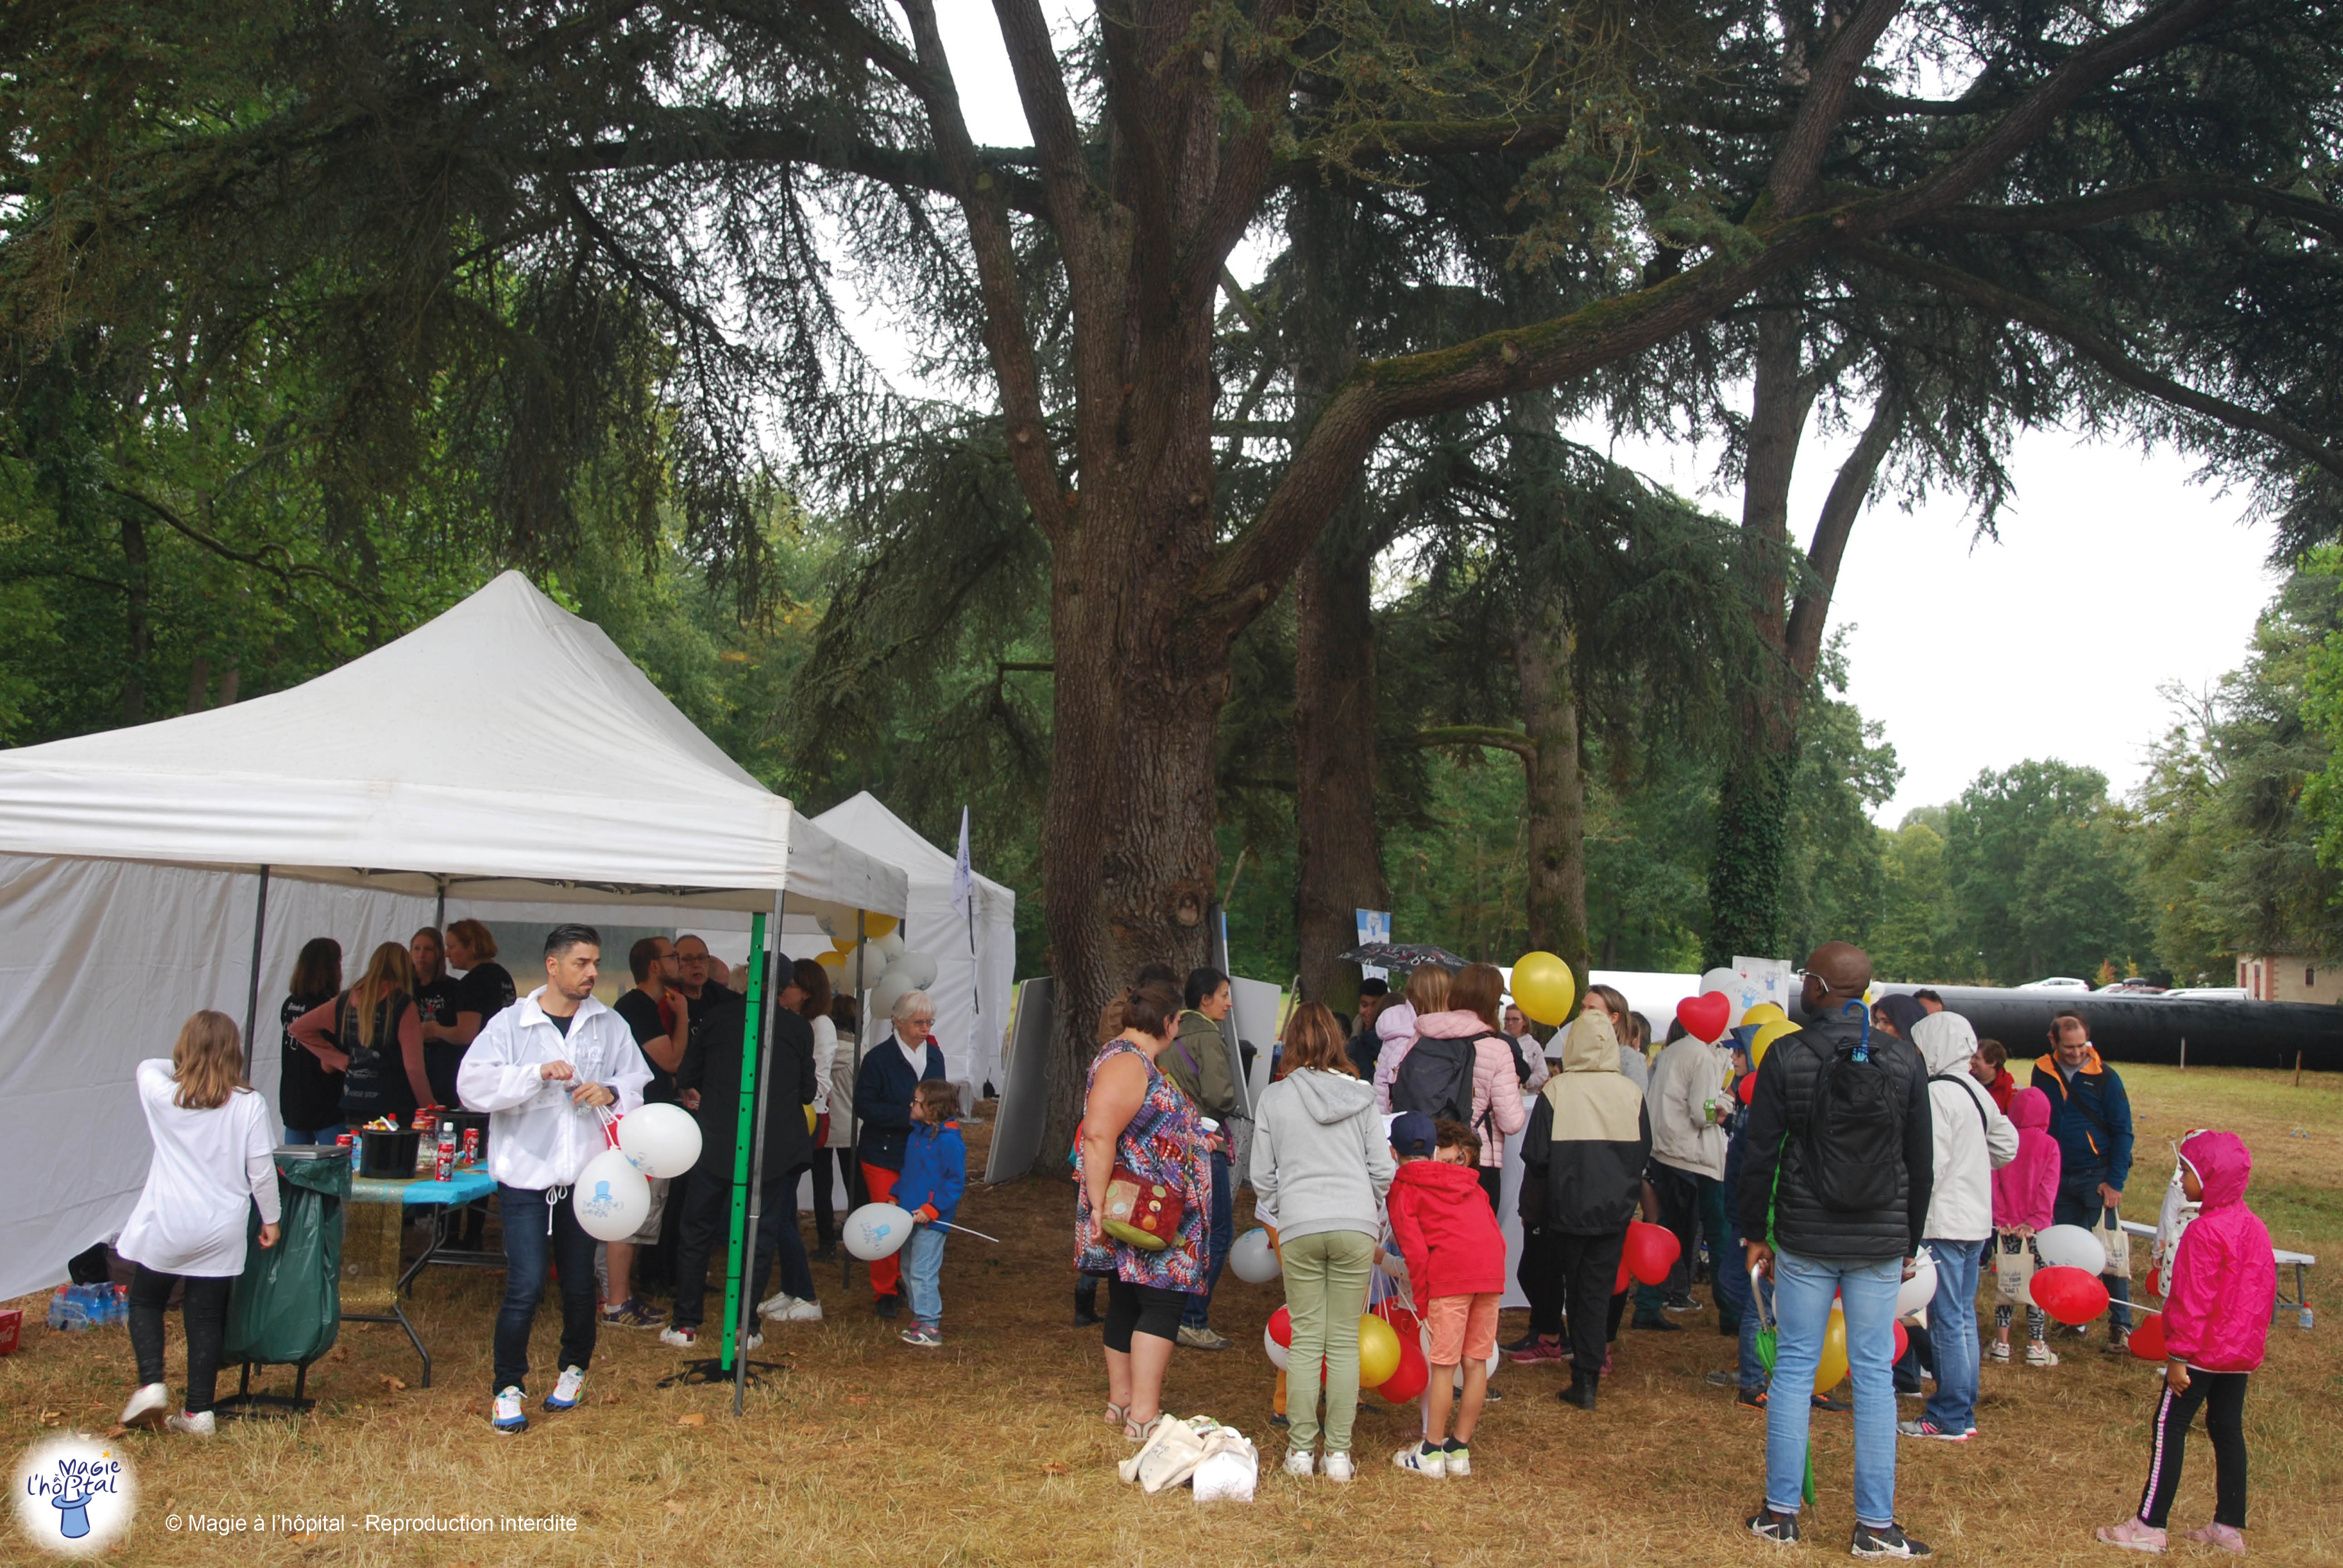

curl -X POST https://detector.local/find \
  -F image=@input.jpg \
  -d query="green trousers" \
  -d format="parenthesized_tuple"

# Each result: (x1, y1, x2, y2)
(1279, 1229, 1376, 1454)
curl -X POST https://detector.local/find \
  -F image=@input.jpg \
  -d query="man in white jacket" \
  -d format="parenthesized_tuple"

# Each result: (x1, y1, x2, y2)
(1642, 1025, 1733, 1321)
(1901, 1009, 2019, 1442)
(459, 924, 649, 1435)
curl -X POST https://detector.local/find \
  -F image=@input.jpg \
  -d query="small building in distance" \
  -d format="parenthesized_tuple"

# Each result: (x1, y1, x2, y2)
(2235, 951, 2343, 1005)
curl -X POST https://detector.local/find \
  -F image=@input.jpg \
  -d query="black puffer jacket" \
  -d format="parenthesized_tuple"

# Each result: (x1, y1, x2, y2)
(1736, 1004, 1935, 1261)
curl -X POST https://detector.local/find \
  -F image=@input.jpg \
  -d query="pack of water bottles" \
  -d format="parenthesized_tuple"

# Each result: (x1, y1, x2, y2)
(47, 1282, 128, 1331)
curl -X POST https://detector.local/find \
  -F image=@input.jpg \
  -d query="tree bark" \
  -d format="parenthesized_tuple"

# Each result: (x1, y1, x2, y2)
(1516, 585, 1587, 984)
(1294, 537, 1388, 1009)
(119, 508, 148, 724)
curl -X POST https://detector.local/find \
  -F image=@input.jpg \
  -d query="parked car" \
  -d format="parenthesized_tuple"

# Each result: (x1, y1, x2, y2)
(2099, 978, 2167, 995)
(2163, 986, 2250, 1002)
(2016, 976, 2093, 990)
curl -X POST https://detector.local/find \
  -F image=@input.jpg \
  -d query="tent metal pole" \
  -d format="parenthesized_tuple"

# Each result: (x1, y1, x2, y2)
(433, 876, 446, 933)
(240, 866, 270, 1071)
(734, 888, 785, 1417)
(846, 907, 865, 1294)
(718, 912, 766, 1381)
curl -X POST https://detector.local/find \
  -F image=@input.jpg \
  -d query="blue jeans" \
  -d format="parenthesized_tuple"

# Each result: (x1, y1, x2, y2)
(1181, 1147, 1234, 1331)
(1738, 1266, 1771, 1392)
(2053, 1189, 2132, 1331)
(1922, 1238, 1984, 1433)
(903, 1224, 948, 1327)
(283, 1123, 344, 1145)
(493, 1183, 600, 1396)
(1765, 1250, 1902, 1528)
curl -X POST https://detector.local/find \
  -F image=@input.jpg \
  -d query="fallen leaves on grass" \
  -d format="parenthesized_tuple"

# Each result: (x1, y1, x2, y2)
(378, 1375, 407, 1391)
(1039, 1462, 1067, 1475)
(663, 1500, 687, 1514)
(38, 1410, 62, 1426)
(677, 1413, 707, 1427)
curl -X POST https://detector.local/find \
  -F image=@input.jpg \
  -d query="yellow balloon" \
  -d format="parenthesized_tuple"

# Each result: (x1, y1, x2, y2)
(1511, 951, 1577, 1026)
(815, 948, 845, 969)
(1741, 1002, 1787, 1028)
(862, 913, 900, 941)
(805, 1105, 818, 1135)
(1750, 1018, 1799, 1068)
(830, 934, 858, 954)
(1813, 1305, 1850, 1395)
(1357, 1313, 1402, 1388)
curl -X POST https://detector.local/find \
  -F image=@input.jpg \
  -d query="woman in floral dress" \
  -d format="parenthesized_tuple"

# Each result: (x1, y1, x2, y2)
(1076, 980, 1208, 1443)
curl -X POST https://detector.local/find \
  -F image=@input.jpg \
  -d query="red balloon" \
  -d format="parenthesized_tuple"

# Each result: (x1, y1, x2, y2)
(1375, 1301, 1422, 1343)
(1625, 1220, 1681, 1287)
(2128, 1312, 2167, 1362)
(1268, 1306, 1293, 1348)
(1378, 1337, 1430, 1402)
(1676, 991, 1732, 1044)
(2032, 1265, 2112, 1327)
(1892, 1320, 1910, 1363)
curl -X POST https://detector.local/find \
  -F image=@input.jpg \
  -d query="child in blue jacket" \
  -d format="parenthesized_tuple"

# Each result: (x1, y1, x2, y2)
(896, 1079, 967, 1347)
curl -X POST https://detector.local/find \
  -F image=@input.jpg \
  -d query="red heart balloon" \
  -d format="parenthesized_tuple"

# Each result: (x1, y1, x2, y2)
(1625, 1220, 1682, 1286)
(2031, 1265, 2111, 1326)
(2128, 1311, 2167, 1362)
(1893, 1320, 1910, 1362)
(1677, 991, 1731, 1043)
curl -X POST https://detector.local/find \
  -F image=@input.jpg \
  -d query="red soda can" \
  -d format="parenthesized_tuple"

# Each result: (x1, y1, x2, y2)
(435, 1128, 457, 1182)
(336, 1132, 355, 1149)
(462, 1128, 481, 1166)
(412, 1110, 435, 1135)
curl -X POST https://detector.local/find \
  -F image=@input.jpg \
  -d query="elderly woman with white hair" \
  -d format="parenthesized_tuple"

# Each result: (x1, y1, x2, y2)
(850, 988, 948, 1319)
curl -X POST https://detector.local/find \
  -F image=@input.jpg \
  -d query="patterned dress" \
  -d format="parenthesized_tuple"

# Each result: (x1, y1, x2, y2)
(1074, 1039, 1209, 1290)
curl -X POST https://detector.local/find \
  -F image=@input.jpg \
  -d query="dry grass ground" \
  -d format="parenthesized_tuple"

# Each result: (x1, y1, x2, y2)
(4, 1063, 2339, 1567)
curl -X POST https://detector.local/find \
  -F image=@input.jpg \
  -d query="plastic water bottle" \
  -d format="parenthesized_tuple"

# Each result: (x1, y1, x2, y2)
(2301, 1304, 2314, 1331)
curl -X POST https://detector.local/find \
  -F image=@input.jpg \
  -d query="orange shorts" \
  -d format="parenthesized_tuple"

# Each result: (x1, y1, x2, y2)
(1423, 1291, 1502, 1366)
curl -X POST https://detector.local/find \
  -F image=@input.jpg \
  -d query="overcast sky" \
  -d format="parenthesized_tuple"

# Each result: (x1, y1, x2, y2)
(863, 10, 2286, 824)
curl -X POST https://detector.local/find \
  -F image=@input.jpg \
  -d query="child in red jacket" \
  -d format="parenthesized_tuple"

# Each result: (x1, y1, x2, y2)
(1385, 1112, 1506, 1480)
(2097, 1130, 2274, 1556)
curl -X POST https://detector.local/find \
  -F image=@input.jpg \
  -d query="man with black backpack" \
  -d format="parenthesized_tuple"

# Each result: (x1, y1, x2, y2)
(1740, 943, 1936, 1560)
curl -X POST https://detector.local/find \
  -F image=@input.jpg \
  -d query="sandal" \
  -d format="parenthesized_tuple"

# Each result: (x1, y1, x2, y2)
(1104, 1402, 1127, 1428)
(1123, 1411, 1165, 1444)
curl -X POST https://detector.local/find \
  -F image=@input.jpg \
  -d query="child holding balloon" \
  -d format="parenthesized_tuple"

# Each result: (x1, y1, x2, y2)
(896, 1080, 967, 1347)
(2097, 1129, 2274, 1556)
(1385, 1113, 1506, 1478)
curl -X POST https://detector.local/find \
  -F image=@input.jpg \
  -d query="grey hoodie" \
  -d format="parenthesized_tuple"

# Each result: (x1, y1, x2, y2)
(1249, 1067, 1396, 1243)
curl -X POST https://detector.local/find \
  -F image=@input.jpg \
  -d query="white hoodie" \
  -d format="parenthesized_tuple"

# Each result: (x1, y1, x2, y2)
(1911, 1010, 2019, 1242)
(458, 989, 650, 1191)
(1647, 1034, 1730, 1180)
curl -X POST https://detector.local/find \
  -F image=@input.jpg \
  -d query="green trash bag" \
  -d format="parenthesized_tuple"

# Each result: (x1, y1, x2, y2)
(222, 1150, 349, 1368)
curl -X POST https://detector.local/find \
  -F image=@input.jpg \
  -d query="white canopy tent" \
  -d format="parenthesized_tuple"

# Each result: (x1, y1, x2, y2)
(0, 571, 907, 1303)
(804, 791, 1017, 1096)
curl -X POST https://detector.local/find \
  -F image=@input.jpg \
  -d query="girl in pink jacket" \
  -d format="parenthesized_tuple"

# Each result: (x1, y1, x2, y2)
(2097, 1130, 2274, 1557)
(1989, 1086, 2061, 1367)
(1396, 965, 1530, 1215)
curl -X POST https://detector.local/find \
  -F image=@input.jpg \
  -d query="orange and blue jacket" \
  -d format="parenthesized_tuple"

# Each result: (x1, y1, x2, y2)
(2028, 1047, 2134, 1193)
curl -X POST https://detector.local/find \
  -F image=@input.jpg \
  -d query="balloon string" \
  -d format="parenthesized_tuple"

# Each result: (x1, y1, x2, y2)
(594, 1102, 622, 1149)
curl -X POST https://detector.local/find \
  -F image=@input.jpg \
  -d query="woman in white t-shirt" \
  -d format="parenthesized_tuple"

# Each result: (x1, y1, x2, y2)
(117, 1011, 281, 1436)
(794, 959, 850, 1259)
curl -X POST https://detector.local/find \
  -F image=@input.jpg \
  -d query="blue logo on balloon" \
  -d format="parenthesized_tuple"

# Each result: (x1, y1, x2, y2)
(593, 1180, 613, 1205)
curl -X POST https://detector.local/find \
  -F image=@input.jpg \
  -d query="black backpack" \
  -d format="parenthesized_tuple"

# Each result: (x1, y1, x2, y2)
(1391, 1035, 1478, 1127)
(1803, 1026, 1908, 1212)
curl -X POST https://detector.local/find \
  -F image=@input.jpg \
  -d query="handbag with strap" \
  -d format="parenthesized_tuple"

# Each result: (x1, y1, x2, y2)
(1101, 1160, 1187, 1251)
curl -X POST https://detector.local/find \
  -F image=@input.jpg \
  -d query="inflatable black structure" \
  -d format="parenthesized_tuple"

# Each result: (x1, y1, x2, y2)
(1786, 984, 2343, 1072)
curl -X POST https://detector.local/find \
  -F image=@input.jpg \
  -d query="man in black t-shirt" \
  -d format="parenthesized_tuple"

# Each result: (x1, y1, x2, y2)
(411, 927, 465, 1107)
(599, 935, 691, 1329)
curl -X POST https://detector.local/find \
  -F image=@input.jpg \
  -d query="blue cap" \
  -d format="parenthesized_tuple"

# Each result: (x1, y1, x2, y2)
(1390, 1111, 1437, 1158)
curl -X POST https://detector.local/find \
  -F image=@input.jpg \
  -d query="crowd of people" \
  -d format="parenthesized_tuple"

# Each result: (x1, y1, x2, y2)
(1072, 944, 2279, 1558)
(101, 924, 2281, 1556)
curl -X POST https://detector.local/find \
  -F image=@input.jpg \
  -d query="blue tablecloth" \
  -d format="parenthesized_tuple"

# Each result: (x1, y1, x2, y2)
(348, 1167, 496, 1208)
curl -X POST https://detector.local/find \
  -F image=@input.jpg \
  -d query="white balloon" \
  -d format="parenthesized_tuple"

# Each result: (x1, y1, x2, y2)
(1896, 1251, 1940, 1317)
(872, 968, 916, 1021)
(1228, 1228, 1280, 1284)
(615, 1102, 703, 1179)
(889, 949, 940, 990)
(574, 1149, 652, 1241)
(837, 944, 885, 994)
(874, 930, 907, 963)
(2037, 1224, 2108, 1274)
(843, 1201, 914, 1260)
(1262, 1326, 1289, 1371)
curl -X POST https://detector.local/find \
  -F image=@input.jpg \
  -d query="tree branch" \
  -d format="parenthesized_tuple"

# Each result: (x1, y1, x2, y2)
(103, 484, 377, 600)
(1785, 395, 1902, 685)
(1413, 725, 1535, 760)
(1844, 242, 2343, 482)
(1768, 0, 1912, 217)
(1917, 176, 2343, 242)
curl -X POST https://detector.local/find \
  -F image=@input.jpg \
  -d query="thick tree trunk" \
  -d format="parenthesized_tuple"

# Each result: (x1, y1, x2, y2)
(119, 509, 148, 724)
(1294, 537, 1388, 1009)
(1516, 583, 1588, 984)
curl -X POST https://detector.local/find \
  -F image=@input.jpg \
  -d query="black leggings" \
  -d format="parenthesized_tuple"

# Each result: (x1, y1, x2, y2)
(1102, 1277, 1185, 1353)
(2139, 1370, 2249, 1529)
(129, 1266, 235, 1416)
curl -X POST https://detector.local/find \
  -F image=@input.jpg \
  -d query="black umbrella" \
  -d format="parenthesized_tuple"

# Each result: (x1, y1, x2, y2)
(1336, 942, 1470, 971)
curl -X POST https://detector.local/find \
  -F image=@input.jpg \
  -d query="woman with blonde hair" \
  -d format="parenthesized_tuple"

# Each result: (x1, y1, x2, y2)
(1370, 964, 1455, 1112)
(1251, 1000, 1396, 1481)
(290, 940, 433, 1125)
(118, 1011, 281, 1436)
(1581, 983, 1650, 1092)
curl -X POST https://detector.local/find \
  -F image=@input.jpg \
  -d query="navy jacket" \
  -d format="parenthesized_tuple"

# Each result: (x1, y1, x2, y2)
(2029, 1048, 2134, 1193)
(853, 1034, 948, 1171)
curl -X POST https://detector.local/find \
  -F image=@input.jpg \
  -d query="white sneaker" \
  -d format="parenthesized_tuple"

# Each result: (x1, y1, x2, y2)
(1322, 1452, 1355, 1483)
(492, 1386, 527, 1434)
(756, 1290, 797, 1318)
(544, 1365, 585, 1411)
(2026, 1342, 2059, 1367)
(779, 1297, 824, 1323)
(659, 1326, 697, 1349)
(165, 1410, 216, 1437)
(121, 1383, 171, 1430)
(1394, 1444, 1447, 1478)
(1283, 1448, 1316, 1478)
